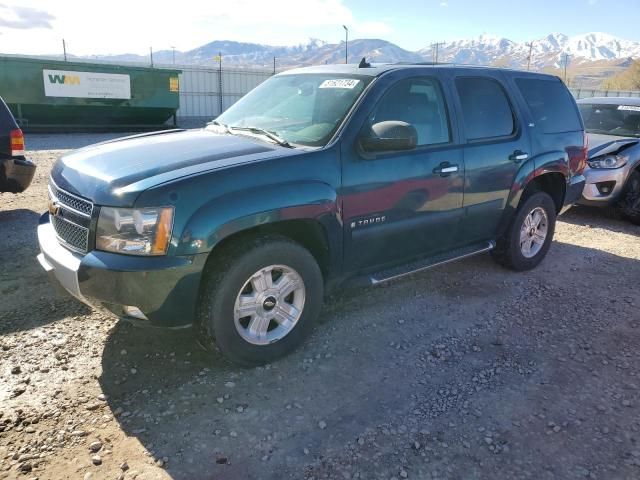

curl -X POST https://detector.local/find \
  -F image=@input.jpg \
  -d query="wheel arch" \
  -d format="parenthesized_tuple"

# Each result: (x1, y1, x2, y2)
(496, 153, 569, 237)
(202, 218, 335, 279)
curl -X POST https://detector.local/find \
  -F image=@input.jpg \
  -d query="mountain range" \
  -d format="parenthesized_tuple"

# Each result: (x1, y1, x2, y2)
(55, 32, 640, 88)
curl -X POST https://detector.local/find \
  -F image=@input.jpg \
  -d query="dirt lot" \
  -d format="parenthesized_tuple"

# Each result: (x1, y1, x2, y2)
(1, 134, 639, 480)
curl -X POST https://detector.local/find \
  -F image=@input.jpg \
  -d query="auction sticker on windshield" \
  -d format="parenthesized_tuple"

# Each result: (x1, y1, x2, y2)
(618, 105, 640, 112)
(319, 79, 360, 89)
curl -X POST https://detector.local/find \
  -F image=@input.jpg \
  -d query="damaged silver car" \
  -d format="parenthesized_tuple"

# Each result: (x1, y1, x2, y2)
(577, 97, 640, 224)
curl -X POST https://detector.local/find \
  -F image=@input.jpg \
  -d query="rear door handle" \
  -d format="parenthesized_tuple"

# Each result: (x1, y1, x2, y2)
(510, 150, 529, 162)
(433, 162, 459, 176)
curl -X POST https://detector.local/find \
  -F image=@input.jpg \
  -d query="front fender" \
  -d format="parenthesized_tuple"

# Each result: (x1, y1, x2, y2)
(175, 181, 341, 257)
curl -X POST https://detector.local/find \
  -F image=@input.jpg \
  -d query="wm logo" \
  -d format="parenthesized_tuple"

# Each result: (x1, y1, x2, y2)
(48, 74, 80, 85)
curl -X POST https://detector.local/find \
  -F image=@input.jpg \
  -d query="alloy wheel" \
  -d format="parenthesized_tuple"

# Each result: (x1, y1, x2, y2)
(233, 265, 306, 345)
(519, 206, 549, 258)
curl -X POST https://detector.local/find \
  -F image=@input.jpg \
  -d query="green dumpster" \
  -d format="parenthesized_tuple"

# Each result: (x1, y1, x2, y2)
(0, 55, 181, 131)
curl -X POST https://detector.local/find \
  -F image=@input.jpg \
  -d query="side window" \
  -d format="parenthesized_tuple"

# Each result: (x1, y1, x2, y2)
(455, 77, 515, 140)
(515, 77, 582, 133)
(368, 77, 451, 146)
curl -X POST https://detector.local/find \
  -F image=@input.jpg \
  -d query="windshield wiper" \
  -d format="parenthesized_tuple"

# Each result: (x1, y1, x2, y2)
(229, 126, 292, 148)
(207, 120, 231, 133)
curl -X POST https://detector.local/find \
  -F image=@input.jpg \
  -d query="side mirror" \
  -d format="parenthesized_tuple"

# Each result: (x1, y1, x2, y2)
(360, 121, 417, 153)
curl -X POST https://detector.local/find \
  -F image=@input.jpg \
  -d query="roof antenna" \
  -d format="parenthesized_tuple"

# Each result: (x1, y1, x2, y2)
(358, 57, 370, 68)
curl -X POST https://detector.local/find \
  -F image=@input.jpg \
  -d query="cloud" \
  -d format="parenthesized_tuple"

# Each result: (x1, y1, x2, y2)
(0, 4, 54, 29)
(0, 0, 392, 56)
(353, 21, 393, 36)
(440, 1, 448, 6)
(208, 0, 353, 28)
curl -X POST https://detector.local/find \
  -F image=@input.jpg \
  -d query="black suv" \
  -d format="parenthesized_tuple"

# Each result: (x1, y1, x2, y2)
(0, 96, 35, 193)
(37, 64, 586, 365)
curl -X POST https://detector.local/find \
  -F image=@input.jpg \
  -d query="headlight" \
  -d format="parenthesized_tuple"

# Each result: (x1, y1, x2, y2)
(588, 154, 628, 169)
(96, 206, 174, 255)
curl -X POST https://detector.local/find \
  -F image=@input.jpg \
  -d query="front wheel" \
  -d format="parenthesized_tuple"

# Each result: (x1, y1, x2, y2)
(197, 236, 323, 366)
(618, 170, 640, 226)
(492, 191, 557, 271)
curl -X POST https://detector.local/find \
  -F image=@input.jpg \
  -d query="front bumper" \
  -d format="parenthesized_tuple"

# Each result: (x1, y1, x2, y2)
(36, 214, 207, 327)
(0, 157, 36, 193)
(578, 164, 631, 206)
(559, 174, 586, 214)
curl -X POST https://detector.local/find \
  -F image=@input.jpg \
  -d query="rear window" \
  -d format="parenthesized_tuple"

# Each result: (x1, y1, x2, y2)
(515, 78, 581, 133)
(455, 77, 515, 140)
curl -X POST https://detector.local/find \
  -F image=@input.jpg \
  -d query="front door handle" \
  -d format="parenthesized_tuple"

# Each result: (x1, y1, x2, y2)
(510, 150, 529, 163)
(433, 162, 459, 176)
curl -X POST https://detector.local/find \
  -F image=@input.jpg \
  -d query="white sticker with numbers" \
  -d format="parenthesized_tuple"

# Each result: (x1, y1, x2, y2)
(618, 105, 640, 112)
(319, 79, 360, 89)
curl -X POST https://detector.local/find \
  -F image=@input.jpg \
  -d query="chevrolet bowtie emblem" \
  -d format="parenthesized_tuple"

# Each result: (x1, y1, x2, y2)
(48, 200, 61, 216)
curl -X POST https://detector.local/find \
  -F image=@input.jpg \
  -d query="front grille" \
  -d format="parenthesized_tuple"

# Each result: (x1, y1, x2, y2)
(51, 215, 89, 252)
(54, 188, 93, 215)
(48, 179, 94, 254)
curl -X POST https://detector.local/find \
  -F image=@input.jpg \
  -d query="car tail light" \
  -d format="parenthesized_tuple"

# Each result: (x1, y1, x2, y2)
(10, 129, 25, 156)
(567, 133, 588, 176)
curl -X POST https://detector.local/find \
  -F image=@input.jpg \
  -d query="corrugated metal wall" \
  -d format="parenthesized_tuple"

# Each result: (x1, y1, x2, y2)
(176, 65, 274, 118)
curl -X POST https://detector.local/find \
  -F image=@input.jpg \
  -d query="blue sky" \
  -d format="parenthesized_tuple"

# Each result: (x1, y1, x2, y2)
(0, 0, 639, 56)
(369, 0, 640, 48)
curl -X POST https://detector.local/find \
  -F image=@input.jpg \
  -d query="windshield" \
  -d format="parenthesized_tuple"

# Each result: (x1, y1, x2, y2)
(212, 74, 372, 147)
(579, 103, 640, 137)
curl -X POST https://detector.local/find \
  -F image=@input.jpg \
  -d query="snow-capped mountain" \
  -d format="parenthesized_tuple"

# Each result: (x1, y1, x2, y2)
(81, 32, 639, 75)
(428, 32, 640, 69)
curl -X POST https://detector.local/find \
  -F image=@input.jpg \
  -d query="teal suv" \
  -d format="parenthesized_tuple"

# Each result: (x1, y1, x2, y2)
(37, 63, 586, 365)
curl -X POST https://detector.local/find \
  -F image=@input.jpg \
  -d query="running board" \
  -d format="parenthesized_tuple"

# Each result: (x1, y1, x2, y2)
(368, 241, 495, 285)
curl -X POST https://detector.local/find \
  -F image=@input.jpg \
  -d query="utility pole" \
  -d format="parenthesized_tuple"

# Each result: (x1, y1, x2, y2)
(430, 42, 445, 64)
(150, 46, 154, 67)
(217, 51, 223, 114)
(273, 57, 276, 75)
(171, 46, 176, 64)
(62, 39, 67, 61)
(563, 53, 570, 83)
(526, 41, 534, 70)
(343, 25, 349, 64)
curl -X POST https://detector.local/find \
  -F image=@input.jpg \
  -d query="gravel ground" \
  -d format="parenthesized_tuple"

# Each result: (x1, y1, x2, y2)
(1, 133, 639, 480)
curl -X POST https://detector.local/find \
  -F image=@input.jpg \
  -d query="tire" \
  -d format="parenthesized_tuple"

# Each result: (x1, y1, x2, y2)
(197, 235, 323, 366)
(491, 191, 557, 271)
(618, 170, 640, 226)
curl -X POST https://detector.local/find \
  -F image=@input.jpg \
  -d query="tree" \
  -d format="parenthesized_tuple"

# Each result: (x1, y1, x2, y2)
(602, 60, 640, 90)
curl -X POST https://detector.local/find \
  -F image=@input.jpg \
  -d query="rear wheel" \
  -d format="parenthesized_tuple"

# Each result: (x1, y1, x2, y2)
(618, 170, 640, 226)
(492, 191, 557, 271)
(197, 236, 323, 366)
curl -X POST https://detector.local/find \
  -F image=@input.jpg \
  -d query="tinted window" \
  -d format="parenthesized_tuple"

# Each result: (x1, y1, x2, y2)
(516, 78, 582, 133)
(456, 77, 514, 140)
(368, 77, 450, 146)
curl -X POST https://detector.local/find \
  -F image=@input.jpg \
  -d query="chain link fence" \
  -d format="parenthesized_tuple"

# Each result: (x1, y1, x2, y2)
(175, 65, 640, 125)
(570, 88, 640, 100)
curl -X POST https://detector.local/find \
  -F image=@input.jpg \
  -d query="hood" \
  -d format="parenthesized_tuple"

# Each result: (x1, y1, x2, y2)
(51, 129, 285, 206)
(587, 132, 639, 158)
